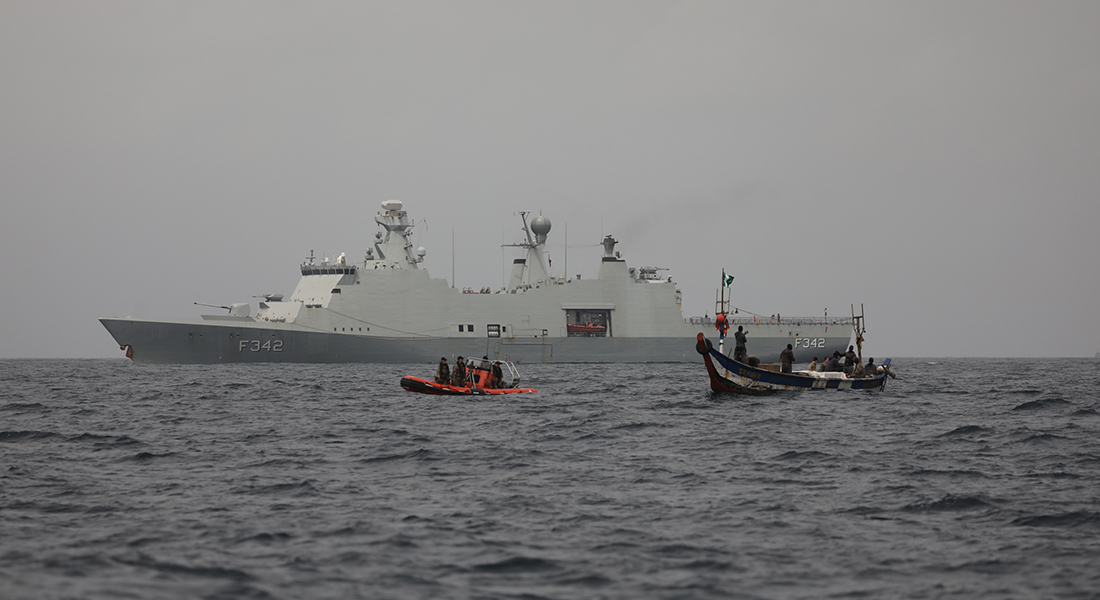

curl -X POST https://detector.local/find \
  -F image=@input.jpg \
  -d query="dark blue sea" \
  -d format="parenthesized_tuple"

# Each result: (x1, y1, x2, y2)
(3, 358, 1100, 599)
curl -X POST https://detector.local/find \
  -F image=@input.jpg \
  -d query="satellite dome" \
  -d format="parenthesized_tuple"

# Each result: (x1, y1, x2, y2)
(530, 215, 551, 236)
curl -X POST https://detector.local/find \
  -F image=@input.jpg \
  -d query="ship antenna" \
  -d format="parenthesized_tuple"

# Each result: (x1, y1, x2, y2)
(518, 211, 534, 246)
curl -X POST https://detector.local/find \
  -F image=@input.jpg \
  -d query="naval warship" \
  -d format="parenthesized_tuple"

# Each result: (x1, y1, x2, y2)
(100, 200, 853, 364)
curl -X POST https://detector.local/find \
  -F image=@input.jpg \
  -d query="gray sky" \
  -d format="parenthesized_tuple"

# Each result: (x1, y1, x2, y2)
(3, 1, 1099, 359)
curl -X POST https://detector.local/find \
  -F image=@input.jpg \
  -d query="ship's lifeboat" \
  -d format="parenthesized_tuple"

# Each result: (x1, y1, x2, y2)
(566, 323, 606, 334)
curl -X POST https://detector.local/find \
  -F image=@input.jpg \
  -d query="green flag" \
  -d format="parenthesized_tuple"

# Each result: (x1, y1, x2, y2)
(724, 273, 734, 287)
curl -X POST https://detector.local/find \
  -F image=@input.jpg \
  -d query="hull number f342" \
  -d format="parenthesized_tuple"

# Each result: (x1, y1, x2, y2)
(793, 337, 827, 349)
(239, 340, 284, 352)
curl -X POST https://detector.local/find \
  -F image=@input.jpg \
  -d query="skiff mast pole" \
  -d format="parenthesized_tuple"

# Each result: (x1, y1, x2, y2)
(716, 270, 731, 354)
(852, 303, 866, 364)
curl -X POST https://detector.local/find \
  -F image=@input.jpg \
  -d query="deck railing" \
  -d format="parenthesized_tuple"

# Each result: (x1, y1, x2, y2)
(686, 316, 855, 327)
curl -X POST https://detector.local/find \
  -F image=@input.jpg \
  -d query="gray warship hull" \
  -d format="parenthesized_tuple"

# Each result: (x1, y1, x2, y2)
(100, 316, 851, 364)
(99, 201, 852, 364)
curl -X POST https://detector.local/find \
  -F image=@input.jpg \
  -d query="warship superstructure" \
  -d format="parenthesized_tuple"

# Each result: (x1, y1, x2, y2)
(100, 200, 853, 364)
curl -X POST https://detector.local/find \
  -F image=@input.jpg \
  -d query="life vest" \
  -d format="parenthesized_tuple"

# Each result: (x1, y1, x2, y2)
(715, 313, 728, 335)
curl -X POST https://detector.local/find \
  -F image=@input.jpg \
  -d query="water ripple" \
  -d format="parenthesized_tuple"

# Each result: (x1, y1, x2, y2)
(1, 357, 1099, 599)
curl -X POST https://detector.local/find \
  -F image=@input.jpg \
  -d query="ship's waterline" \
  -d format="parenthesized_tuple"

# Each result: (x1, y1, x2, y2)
(100, 201, 852, 364)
